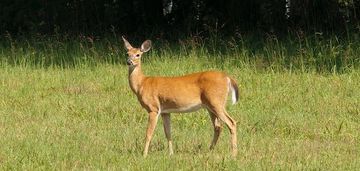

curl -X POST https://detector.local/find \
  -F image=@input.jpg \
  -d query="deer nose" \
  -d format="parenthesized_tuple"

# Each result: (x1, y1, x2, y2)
(126, 59, 133, 65)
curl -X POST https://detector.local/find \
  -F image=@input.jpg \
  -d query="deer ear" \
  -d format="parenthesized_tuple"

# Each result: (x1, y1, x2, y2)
(140, 40, 152, 52)
(122, 36, 133, 50)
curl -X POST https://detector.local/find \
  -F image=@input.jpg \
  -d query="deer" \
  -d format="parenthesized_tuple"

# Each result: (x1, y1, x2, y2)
(122, 36, 239, 157)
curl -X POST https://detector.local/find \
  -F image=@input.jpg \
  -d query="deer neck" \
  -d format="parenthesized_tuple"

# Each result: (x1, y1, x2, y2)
(128, 65, 145, 94)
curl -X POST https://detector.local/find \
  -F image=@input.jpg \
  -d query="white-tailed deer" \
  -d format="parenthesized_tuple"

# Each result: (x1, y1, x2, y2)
(122, 36, 239, 157)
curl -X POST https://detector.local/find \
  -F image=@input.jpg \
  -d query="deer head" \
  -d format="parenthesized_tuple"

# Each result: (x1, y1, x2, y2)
(122, 36, 151, 67)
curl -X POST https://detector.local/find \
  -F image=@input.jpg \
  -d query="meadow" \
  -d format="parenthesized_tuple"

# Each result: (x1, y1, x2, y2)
(0, 34, 359, 170)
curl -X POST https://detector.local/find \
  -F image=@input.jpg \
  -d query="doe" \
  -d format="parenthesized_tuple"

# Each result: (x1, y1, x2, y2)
(122, 37, 239, 157)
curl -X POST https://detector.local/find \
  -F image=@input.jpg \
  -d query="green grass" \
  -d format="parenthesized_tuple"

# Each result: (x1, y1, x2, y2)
(1, 32, 359, 72)
(1, 60, 359, 170)
(0, 34, 360, 170)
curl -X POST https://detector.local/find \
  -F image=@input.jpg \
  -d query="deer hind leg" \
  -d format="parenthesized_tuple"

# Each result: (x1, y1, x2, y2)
(161, 113, 173, 155)
(208, 110, 222, 150)
(208, 105, 237, 157)
(218, 109, 237, 157)
(143, 111, 159, 157)
(203, 87, 238, 157)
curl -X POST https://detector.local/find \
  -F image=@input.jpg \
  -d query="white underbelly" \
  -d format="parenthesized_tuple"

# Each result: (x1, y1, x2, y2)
(161, 104, 203, 113)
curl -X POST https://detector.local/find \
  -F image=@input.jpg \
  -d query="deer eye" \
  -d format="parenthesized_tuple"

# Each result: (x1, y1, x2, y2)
(136, 54, 140, 57)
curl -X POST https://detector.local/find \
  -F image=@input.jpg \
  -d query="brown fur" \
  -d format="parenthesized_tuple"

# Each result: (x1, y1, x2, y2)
(122, 37, 239, 157)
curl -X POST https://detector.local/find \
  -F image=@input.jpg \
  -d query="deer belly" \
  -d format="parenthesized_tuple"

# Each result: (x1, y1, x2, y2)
(161, 104, 203, 113)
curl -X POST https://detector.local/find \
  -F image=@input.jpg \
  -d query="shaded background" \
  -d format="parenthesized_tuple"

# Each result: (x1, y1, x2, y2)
(0, 0, 359, 37)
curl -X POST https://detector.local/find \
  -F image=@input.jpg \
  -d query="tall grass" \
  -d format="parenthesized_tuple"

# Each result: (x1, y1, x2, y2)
(0, 32, 359, 72)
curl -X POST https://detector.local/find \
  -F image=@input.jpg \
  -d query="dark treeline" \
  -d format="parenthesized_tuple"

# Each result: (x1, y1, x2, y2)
(0, 0, 359, 37)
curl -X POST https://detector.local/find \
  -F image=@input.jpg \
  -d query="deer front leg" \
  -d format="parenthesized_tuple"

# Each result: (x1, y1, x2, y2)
(143, 111, 159, 157)
(161, 113, 173, 155)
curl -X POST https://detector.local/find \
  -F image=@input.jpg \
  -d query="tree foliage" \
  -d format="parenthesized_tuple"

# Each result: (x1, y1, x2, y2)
(0, 0, 359, 36)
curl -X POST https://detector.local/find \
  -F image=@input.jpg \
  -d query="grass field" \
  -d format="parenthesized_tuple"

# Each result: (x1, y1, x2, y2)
(0, 35, 360, 170)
